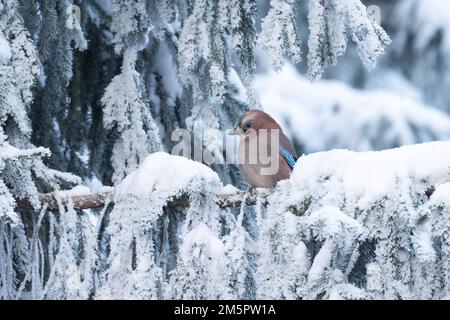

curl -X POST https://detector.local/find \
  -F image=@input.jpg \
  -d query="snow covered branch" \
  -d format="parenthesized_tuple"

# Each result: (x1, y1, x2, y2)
(16, 191, 113, 211)
(17, 182, 435, 212)
(16, 188, 271, 212)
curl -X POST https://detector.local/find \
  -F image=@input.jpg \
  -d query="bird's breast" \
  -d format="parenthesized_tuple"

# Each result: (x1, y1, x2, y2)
(237, 133, 291, 188)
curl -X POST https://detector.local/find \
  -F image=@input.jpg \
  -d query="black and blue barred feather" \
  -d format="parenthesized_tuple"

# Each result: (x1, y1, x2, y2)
(280, 146, 297, 170)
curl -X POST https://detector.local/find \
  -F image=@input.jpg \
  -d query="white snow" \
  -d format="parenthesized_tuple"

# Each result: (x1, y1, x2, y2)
(258, 0, 302, 71)
(117, 152, 221, 196)
(55, 185, 91, 198)
(229, 67, 248, 103)
(220, 184, 239, 195)
(102, 48, 162, 183)
(180, 223, 226, 262)
(0, 31, 11, 64)
(167, 221, 231, 299)
(289, 141, 450, 210)
(306, 0, 390, 79)
(6, 140, 450, 300)
(306, 238, 337, 283)
(430, 182, 450, 206)
(85, 176, 104, 193)
(291, 242, 310, 274)
(153, 42, 182, 103)
(0, 144, 50, 161)
(101, 142, 450, 299)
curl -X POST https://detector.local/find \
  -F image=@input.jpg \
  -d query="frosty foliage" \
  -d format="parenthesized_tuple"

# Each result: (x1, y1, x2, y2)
(42, 190, 100, 300)
(96, 152, 226, 299)
(0, 30, 11, 64)
(258, 141, 450, 299)
(109, 0, 152, 54)
(258, 0, 302, 71)
(319, 0, 450, 113)
(8, 187, 105, 300)
(102, 48, 162, 184)
(306, 0, 390, 80)
(0, 0, 81, 206)
(0, 0, 81, 299)
(30, 0, 88, 174)
(257, 0, 390, 80)
(308, 0, 390, 79)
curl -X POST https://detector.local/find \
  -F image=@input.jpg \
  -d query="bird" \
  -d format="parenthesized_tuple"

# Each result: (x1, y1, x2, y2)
(228, 109, 298, 188)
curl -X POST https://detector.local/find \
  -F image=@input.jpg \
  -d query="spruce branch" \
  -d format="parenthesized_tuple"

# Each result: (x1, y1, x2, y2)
(16, 188, 272, 211)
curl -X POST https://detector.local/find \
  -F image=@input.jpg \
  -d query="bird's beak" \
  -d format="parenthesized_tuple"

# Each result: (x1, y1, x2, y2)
(227, 127, 243, 135)
(228, 120, 243, 135)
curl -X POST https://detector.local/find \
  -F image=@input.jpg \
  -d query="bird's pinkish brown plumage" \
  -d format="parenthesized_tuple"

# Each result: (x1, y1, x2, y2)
(230, 109, 298, 188)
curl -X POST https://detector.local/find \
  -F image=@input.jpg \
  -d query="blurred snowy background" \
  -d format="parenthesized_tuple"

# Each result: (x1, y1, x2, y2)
(255, 0, 450, 155)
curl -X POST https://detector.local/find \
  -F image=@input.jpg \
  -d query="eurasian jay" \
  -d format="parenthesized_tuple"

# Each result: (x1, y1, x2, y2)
(229, 109, 298, 188)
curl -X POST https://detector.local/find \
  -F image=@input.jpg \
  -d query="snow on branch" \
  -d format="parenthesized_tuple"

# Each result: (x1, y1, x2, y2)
(258, 0, 391, 79)
(16, 187, 270, 212)
(0, 145, 50, 161)
(14, 147, 436, 213)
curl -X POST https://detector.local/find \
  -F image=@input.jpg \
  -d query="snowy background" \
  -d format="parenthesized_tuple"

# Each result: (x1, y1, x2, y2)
(255, 0, 450, 154)
(2, 0, 450, 300)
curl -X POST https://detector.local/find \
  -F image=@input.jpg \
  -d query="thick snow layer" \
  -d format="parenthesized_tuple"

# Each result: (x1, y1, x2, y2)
(288, 141, 450, 210)
(0, 32, 11, 64)
(117, 152, 222, 196)
(255, 64, 450, 152)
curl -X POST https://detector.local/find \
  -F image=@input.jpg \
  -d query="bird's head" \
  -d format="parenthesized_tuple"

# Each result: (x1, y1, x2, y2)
(228, 109, 281, 136)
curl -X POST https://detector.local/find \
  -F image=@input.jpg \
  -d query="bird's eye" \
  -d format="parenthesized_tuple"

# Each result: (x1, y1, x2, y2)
(245, 121, 252, 129)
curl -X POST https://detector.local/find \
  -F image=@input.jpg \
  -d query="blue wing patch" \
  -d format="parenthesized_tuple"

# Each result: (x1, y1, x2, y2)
(280, 146, 297, 170)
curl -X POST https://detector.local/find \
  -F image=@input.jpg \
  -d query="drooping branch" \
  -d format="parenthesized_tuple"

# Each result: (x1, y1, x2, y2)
(16, 189, 271, 212)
